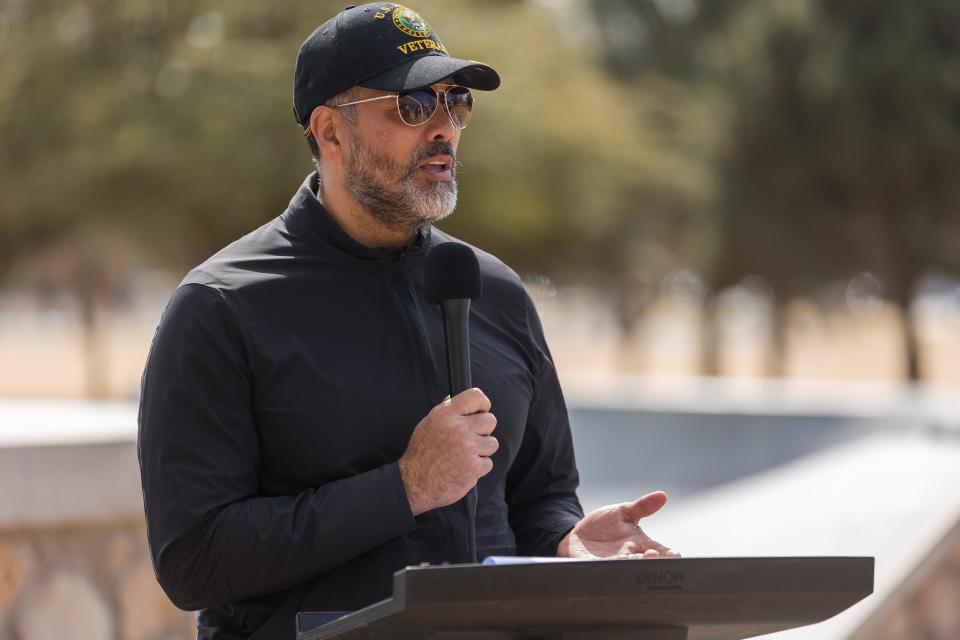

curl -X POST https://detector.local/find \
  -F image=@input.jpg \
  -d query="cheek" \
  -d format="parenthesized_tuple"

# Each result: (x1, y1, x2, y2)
(366, 119, 415, 151)
(447, 128, 463, 155)
(391, 133, 430, 165)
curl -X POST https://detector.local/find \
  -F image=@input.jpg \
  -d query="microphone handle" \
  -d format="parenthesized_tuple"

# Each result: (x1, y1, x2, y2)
(440, 299, 471, 394)
(440, 298, 478, 563)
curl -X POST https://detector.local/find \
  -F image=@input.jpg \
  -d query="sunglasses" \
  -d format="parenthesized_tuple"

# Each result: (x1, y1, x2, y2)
(325, 84, 474, 129)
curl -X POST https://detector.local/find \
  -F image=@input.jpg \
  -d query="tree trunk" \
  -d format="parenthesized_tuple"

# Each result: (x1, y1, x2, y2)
(898, 302, 921, 383)
(700, 292, 722, 377)
(79, 290, 110, 399)
(887, 269, 921, 383)
(764, 303, 788, 378)
(613, 276, 653, 374)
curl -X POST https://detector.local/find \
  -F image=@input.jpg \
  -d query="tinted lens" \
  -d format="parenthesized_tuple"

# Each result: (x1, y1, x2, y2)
(397, 90, 438, 126)
(444, 87, 473, 128)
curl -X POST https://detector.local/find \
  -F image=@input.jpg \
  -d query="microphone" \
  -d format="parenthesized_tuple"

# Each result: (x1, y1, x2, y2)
(424, 242, 482, 395)
(424, 242, 482, 562)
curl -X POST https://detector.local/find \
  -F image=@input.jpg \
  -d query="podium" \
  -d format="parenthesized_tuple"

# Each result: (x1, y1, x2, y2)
(297, 556, 874, 639)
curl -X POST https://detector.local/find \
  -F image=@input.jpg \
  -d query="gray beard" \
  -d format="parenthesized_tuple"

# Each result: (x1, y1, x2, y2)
(344, 136, 458, 237)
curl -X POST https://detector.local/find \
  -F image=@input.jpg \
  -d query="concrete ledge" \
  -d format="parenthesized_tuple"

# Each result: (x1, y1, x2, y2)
(647, 430, 960, 639)
(563, 374, 960, 428)
(0, 441, 143, 531)
(0, 400, 141, 530)
(0, 399, 136, 448)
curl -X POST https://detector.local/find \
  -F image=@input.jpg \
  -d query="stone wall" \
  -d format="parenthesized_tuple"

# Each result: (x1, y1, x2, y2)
(850, 521, 960, 640)
(0, 425, 195, 640)
(4, 519, 959, 640)
(0, 520, 193, 640)
(2, 401, 959, 640)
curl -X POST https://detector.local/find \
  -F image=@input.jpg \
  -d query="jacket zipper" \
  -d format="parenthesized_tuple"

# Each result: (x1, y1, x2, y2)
(392, 261, 461, 561)
(391, 263, 440, 406)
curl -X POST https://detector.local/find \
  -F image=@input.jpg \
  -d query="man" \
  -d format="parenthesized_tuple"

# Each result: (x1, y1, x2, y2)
(138, 4, 678, 639)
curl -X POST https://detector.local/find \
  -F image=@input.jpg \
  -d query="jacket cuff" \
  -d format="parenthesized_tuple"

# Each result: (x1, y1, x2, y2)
(543, 519, 580, 556)
(386, 460, 418, 533)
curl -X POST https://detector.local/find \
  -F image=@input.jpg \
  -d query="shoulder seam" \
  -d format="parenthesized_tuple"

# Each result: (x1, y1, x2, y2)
(520, 287, 548, 378)
(180, 283, 258, 383)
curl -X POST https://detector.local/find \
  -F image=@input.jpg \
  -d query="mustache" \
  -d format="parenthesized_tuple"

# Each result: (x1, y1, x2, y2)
(404, 142, 457, 176)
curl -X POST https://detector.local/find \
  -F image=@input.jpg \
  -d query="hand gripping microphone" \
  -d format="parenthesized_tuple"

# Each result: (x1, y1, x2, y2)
(424, 242, 482, 563)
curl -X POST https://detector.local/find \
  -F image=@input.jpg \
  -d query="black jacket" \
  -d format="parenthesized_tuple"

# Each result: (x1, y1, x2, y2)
(137, 173, 584, 639)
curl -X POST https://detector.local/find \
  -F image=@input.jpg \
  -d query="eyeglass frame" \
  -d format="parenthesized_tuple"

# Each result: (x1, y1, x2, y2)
(302, 84, 474, 136)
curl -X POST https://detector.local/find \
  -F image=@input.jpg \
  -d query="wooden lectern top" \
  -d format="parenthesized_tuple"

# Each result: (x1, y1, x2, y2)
(297, 556, 874, 640)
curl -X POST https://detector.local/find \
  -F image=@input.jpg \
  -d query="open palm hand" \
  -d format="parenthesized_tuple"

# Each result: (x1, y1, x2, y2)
(560, 491, 680, 559)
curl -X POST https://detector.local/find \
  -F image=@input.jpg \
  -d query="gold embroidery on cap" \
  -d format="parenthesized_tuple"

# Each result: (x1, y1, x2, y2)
(392, 5, 431, 38)
(396, 38, 447, 55)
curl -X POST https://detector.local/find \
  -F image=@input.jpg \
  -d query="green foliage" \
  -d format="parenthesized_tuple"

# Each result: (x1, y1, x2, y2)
(717, 0, 960, 303)
(590, 0, 960, 303)
(589, 0, 960, 379)
(0, 0, 705, 290)
(6, 0, 957, 319)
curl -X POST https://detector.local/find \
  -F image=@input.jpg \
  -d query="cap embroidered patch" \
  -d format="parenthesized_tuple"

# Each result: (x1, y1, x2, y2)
(293, 3, 500, 126)
(392, 6, 431, 38)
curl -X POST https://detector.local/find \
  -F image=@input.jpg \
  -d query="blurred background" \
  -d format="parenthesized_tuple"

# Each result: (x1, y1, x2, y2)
(1, 1, 959, 639)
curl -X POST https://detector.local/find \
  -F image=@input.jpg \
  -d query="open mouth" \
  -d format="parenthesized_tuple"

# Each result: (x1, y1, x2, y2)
(419, 155, 454, 177)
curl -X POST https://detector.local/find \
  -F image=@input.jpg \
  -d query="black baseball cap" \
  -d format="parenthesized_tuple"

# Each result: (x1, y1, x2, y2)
(293, 3, 501, 127)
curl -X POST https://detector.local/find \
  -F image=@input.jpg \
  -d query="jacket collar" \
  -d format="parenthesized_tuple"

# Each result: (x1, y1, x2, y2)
(284, 172, 433, 263)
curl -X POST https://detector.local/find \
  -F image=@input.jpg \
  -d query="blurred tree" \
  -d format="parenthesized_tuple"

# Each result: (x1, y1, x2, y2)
(589, 0, 960, 381)
(1, 0, 710, 389)
(13, 231, 136, 398)
(0, 0, 347, 394)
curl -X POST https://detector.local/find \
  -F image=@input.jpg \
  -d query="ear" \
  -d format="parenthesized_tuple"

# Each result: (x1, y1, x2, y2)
(309, 106, 347, 167)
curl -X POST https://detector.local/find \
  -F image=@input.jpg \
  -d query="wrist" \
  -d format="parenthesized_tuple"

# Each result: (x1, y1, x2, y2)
(398, 455, 427, 516)
(556, 528, 575, 557)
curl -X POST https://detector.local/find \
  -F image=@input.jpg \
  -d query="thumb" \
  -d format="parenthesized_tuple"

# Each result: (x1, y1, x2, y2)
(620, 491, 668, 522)
(449, 388, 491, 415)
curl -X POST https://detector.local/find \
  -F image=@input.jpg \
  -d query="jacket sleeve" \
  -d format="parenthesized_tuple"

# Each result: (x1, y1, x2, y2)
(138, 283, 417, 611)
(505, 292, 584, 556)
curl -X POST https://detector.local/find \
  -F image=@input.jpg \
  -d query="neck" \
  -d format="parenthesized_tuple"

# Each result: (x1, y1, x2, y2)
(315, 174, 416, 248)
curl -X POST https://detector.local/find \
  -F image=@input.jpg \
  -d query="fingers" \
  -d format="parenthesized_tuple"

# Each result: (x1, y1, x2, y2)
(620, 491, 668, 521)
(477, 455, 494, 478)
(645, 541, 680, 557)
(624, 549, 681, 559)
(472, 411, 497, 436)
(624, 541, 660, 556)
(448, 387, 492, 415)
(442, 391, 496, 435)
(477, 435, 499, 457)
(623, 538, 680, 559)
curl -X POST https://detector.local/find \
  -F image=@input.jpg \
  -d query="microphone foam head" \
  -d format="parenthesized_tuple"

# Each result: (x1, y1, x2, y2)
(424, 242, 482, 303)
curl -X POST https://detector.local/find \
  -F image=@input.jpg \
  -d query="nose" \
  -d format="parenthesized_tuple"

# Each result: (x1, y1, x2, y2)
(422, 93, 459, 143)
